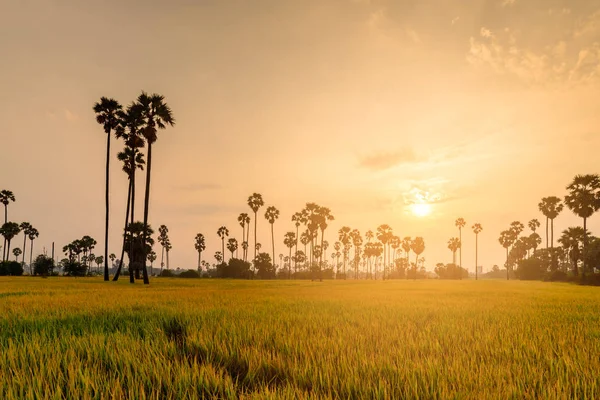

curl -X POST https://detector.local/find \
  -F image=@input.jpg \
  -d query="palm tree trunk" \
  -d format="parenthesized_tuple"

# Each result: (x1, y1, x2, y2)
(2, 204, 7, 261)
(475, 234, 478, 281)
(582, 217, 588, 279)
(319, 229, 324, 281)
(288, 246, 292, 280)
(198, 251, 201, 270)
(140, 142, 152, 285)
(506, 248, 509, 280)
(113, 179, 132, 281)
(29, 239, 34, 274)
(167, 250, 170, 269)
(459, 228, 462, 270)
(161, 246, 164, 272)
(253, 211, 257, 276)
(22, 233, 27, 266)
(6, 240, 11, 263)
(221, 238, 225, 263)
(545, 217, 549, 248)
(104, 133, 110, 282)
(271, 223, 275, 274)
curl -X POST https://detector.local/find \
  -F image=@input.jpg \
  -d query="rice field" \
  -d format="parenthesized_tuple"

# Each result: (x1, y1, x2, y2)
(1, 277, 599, 399)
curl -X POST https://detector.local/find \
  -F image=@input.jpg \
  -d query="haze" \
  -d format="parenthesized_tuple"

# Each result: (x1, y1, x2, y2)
(1, 0, 599, 270)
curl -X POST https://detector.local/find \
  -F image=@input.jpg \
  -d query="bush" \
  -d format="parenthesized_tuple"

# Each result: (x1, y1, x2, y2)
(544, 270, 569, 282)
(179, 269, 200, 278)
(33, 254, 55, 276)
(217, 259, 252, 279)
(160, 269, 175, 277)
(62, 261, 87, 277)
(435, 263, 469, 280)
(517, 258, 544, 281)
(0, 261, 24, 276)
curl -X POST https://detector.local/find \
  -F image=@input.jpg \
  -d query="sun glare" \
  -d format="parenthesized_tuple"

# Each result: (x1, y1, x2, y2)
(411, 203, 432, 217)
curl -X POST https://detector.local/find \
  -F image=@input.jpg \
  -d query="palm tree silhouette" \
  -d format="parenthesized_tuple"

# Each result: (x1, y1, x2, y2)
(558, 227, 586, 275)
(528, 219, 540, 233)
(109, 253, 116, 267)
(0, 190, 16, 261)
(401, 237, 411, 267)
(247, 193, 264, 273)
(338, 226, 351, 278)
(455, 218, 466, 271)
(291, 212, 304, 273)
(376, 224, 392, 279)
(528, 232, 541, 255)
(300, 231, 310, 270)
(147, 251, 157, 275)
(264, 206, 280, 270)
(498, 230, 516, 280)
(410, 237, 425, 279)
(237, 213, 250, 261)
(136, 92, 175, 285)
(538, 197, 563, 249)
(12, 247, 21, 262)
(19, 222, 32, 266)
(447, 237, 461, 265)
(284, 232, 296, 279)
(316, 206, 334, 280)
(472, 223, 483, 280)
(157, 225, 169, 274)
(94, 97, 123, 281)
(350, 229, 362, 279)
(27, 228, 39, 271)
(217, 226, 229, 262)
(0, 222, 20, 262)
(564, 174, 600, 277)
(194, 233, 206, 270)
(227, 238, 238, 259)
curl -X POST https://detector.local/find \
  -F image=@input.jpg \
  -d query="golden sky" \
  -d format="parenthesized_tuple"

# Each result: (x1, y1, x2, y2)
(1, 0, 599, 271)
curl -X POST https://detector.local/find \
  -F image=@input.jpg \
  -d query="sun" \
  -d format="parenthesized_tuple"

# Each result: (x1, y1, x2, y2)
(410, 203, 432, 217)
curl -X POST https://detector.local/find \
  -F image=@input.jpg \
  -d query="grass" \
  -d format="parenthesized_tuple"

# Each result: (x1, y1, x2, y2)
(1, 278, 599, 399)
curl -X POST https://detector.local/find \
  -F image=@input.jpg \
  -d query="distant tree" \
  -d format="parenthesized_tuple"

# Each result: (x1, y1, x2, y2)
(447, 237, 461, 265)
(214, 251, 223, 264)
(0, 190, 16, 261)
(194, 233, 206, 270)
(12, 247, 21, 261)
(338, 226, 351, 278)
(528, 219, 540, 233)
(264, 206, 280, 270)
(564, 174, 600, 277)
(95, 256, 104, 273)
(410, 237, 425, 280)
(247, 193, 265, 271)
(455, 218, 466, 271)
(237, 213, 250, 261)
(283, 232, 296, 279)
(291, 212, 304, 271)
(137, 92, 176, 285)
(254, 252, 275, 279)
(94, 97, 123, 281)
(227, 238, 239, 259)
(217, 226, 229, 261)
(19, 222, 32, 266)
(109, 253, 116, 266)
(376, 224, 393, 279)
(558, 227, 586, 276)
(0, 222, 21, 262)
(158, 225, 169, 272)
(124, 222, 154, 281)
(350, 229, 362, 279)
(538, 196, 564, 249)
(315, 206, 334, 280)
(147, 251, 156, 275)
(401, 237, 412, 265)
(62, 260, 87, 277)
(472, 223, 483, 280)
(498, 230, 516, 280)
(0, 260, 23, 276)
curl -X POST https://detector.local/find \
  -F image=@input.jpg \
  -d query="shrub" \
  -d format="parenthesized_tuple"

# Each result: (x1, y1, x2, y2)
(544, 270, 569, 282)
(33, 254, 55, 276)
(0, 261, 24, 276)
(62, 261, 87, 277)
(179, 269, 200, 278)
(160, 269, 175, 277)
(517, 258, 544, 281)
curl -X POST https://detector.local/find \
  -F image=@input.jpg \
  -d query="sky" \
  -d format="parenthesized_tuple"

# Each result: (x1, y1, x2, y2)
(1, 0, 600, 272)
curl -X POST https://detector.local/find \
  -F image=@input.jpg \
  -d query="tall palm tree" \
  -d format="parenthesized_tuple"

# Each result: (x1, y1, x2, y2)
(338, 226, 351, 278)
(0, 222, 20, 262)
(12, 247, 22, 262)
(147, 251, 156, 275)
(498, 230, 515, 280)
(247, 193, 265, 269)
(136, 92, 175, 285)
(264, 206, 280, 269)
(19, 222, 32, 266)
(94, 97, 123, 281)
(564, 174, 600, 278)
(292, 212, 304, 272)
(28, 228, 39, 271)
(401, 236, 411, 265)
(0, 190, 16, 261)
(237, 213, 250, 261)
(538, 196, 564, 249)
(157, 225, 169, 273)
(447, 237, 461, 265)
(284, 232, 296, 279)
(316, 206, 334, 280)
(113, 145, 145, 282)
(455, 218, 466, 271)
(217, 226, 229, 262)
(558, 227, 586, 276)
(194, 233, 206, 270)
(376, 224, 392, 279)
(227, 238, 238, 259)
(528, 219, 540, 233)
(350, 229, 362, 279)
(472, 223, 483, 280)
(410, 237, 425, 280)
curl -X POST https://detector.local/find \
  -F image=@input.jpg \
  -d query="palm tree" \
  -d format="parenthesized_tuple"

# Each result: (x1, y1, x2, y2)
(564, 174, 600, 277)
(123, 222, 155, 280)
(538, 196, 564, 249)
(136, 92, 175, 285)
(94, 97, 123, 281)
(498, 230, 515, 280)
(376, 224, 392, 279)
(316, 206, 334, 280)
(401, 236, 411, 264)
(558, 227, 586, 276)
(264, 206, 280, 270)
(109, 253, 116, 267)
(447, 237, 461, 265)
(19, 222, 32, 266)
(157, 225, 169, 273)
(300, 231, 310, 270)
(284, 232, 296, 279)
(528, 219, 540, 233)
(227, 238, 239, 259)
(12, 247, 21, 261)
(410, 237, 425, 280)
(217, 226, 229, 262)
(528, 232, 542, 255)
(247, 193, 265, 272)
(28, 228, 39, 270)
(147, 251, 156, 275)
(472, 223, 483, 280)
(350, 229, 362, 279)
(237, 213, 250, 261)
(292, 212, 304, 272)
(455, 218, 466, 271)
(0, 222, 20, 262)
(0, 190, 16, 261)
(194, 233, 206, 270)
(338, 226, 351, 278)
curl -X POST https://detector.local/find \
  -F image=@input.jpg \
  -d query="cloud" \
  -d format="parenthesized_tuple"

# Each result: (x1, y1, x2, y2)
(359, 148, 419, 171)
(501, 0, 517, 7)
(574, 10, 600, 38)
(174, 183, 222, 192)
(451, 16, 460, 26)
(64, 109, 78, 122)
(405, 27, 421, 44)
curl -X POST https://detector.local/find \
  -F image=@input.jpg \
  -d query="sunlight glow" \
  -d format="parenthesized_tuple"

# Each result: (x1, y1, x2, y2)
(410, 203, 432, 217)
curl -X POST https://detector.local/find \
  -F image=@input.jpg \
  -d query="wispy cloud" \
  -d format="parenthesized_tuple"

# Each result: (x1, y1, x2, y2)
(359, 148, 419, 171)
(501, 0, 517, 7)
(174, 183, 222, 192)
